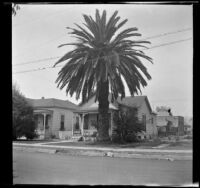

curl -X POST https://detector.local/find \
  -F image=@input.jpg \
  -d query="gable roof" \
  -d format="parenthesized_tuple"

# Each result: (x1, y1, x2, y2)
(77, 95, 118, 112)
(26, 98, 78, 110)
(117, 95, 153, 113)
(77, 94, 153, 113)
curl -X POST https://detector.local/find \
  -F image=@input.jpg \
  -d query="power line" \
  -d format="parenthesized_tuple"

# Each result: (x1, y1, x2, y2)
(14, 37, 192, 66)
(13, 27, 192, 63)
(143, 27, 192, 40)
(13, 65, 63, 74)
(13, 37, 192, 74)
(144, 37, 192, 50)
(13, 56, 61, 66)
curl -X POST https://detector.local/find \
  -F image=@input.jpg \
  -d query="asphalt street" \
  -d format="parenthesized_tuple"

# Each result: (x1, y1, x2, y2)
(13, 150, 192, 185)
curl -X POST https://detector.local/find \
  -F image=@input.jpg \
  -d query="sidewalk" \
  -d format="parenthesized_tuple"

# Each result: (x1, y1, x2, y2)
(13, 142, 192, 161)
(13, 142, 192, 154)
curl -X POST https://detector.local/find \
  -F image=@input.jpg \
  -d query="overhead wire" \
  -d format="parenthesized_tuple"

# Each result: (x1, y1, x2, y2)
(14, 38, 192, 74)
(13, 56, 61, 66)
(144, 37, 192, 50)
(142, 27, 192, 40)
(13, 27, 192, 64)
(13, 65, 63, 74)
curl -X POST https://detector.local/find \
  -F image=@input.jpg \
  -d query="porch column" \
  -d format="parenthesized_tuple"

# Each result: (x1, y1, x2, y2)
(110, 112, 113, 140)
(72, 114, 74, 136)
(43, 113, 46, 139)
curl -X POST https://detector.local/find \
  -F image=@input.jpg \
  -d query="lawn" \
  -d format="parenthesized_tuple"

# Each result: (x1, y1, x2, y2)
(41, 139, 165, 149)
(13, 138, 192, 150)
(164, 140, 193, 150)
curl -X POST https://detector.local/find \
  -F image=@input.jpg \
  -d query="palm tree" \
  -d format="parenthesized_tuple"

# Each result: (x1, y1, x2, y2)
(54, 9, 153, 141)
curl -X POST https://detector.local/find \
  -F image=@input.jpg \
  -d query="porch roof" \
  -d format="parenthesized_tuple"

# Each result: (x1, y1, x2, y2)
(33, 109, 53, 114)
(74, 102, 118, 113)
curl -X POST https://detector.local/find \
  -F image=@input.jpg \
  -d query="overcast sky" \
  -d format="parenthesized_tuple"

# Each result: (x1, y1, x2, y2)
(12, 4, 193, 117)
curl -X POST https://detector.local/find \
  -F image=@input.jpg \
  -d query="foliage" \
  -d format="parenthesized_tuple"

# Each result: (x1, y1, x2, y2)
(156, 106, 172, 115)
(54, 9, 152, 141)
(12, 3, 20, 16)
(50, 134, 56, 139)
(12, 83, 37, 140)
(90, 120, 99, 130)
(113, 105, 144, 142)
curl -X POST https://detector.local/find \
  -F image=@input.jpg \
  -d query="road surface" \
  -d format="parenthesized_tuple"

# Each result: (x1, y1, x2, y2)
(13, 150, 192, 185)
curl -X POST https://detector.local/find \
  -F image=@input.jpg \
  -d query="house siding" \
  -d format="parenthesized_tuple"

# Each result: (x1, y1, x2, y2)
(138, 102, 157, 138)
(50, 108, 74, 138)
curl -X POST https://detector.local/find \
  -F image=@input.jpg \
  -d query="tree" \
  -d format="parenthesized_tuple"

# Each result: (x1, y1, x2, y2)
(12, 83, 37, 140)
(156, 106, 172, 116)
(12, 3, 20, 16)
(113, 106, 144, 142)
(54, 9, 152, 141)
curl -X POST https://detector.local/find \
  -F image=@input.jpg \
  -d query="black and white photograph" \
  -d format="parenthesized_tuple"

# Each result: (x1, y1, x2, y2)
(12, 3, 194, 186)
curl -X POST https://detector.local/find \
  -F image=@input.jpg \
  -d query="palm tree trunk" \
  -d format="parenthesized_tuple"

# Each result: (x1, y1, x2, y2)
(97, 80, 110, 141)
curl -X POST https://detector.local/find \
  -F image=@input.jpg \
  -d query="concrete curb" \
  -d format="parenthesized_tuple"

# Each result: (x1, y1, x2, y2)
(13, 145, 192, 161)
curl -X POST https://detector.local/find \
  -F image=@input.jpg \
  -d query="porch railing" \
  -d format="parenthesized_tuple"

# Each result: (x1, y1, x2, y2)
(72, 129, 97, 136)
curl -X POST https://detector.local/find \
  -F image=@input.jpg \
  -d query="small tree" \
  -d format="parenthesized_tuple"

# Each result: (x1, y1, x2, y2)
(12, 83, 37, 140)
(113, 105, 144, 142)
(12, 3, 20, 16)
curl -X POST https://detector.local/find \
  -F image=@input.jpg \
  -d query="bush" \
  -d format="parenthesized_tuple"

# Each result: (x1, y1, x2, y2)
(112, 134, 123, 143)
(112, 106, 144, 143)
(91, 131, 97, 137)
(13, 83, 38, 140)
(51, 134, 56, 139)
(125, 133, 138, 143)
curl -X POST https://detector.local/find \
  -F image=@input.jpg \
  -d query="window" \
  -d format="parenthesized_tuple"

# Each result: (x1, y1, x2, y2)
(142, 115, 146, 131)
(60, 115, 65, 131)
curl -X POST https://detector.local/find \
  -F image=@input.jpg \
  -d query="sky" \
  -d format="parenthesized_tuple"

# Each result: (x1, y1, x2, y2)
(12, 4, 193, 117)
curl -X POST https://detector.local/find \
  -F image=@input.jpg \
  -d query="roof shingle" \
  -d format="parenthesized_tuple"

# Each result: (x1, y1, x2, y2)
(26, 98, 78, 110)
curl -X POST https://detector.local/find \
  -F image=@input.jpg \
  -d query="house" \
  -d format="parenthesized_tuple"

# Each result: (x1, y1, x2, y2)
(184, 125, 192, 135)
(183, 117, 193, 135)
(156, 109, 184, 136)
(73, 95, 158, 140)
(26, 97, 78, 139)
(26, 95, 158, 140)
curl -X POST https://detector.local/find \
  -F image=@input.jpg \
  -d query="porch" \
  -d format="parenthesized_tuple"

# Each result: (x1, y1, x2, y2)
(72, 111, 115, 138)
(33, 109, 53, 139)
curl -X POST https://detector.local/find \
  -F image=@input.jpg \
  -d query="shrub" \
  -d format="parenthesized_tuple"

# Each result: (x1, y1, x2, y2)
(125, 133, 138, 143)
(91, 131, 97, 137)
(13, 83, 38, 140)
(113, 105, 144, 143)
(51, 134, 56, 139)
